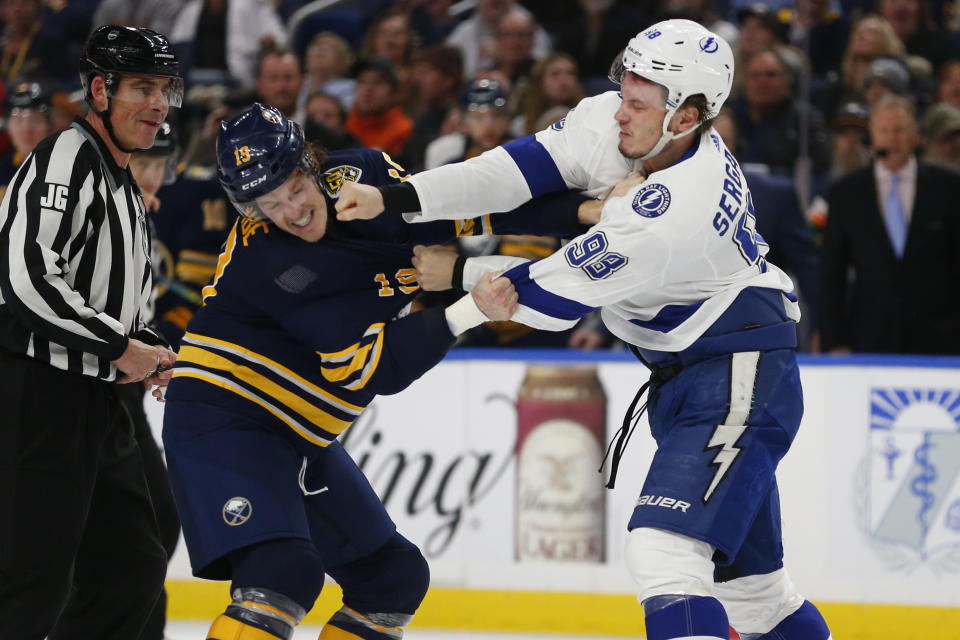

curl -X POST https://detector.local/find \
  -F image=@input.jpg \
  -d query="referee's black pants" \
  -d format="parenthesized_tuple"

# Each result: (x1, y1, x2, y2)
(0, 350, 167, 640)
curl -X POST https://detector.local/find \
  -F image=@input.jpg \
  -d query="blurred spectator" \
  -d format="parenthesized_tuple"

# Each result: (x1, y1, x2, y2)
(862, 56, 913, 104)
(714, 106, 822, 351)
(169, 0, 287, 89)
(92, 0, 188, 37)
(731, 48, 832, 175)
(0, 0, 67, 84)
(404, 44, 463, 171)
(0, 80, 51, 196)
(789, 0, 850, 78)
(424, 78, 511, 169)
(920, 100, 960, 170)
(834, 14, 906, 107)
(550, 0, 654, 87)
(401, 0, 461, 47)
(732, 3, 789, 97)
(298, 31, 356, 112)
(255, 46, 304, 122)
(303, 91, 361, 151)
(821, 95, 960, 354)
(878, 0, 952, 71)
(445, 0, 551, 80)
(361, 8, 419, 107)
(345, 56, 413, 157)
(50, 89, 84, 131)
(491, 8, 536, 85)
(830, 100, 873, 178)
(513, 52, 583, 137)
(934, 58, 960, 106)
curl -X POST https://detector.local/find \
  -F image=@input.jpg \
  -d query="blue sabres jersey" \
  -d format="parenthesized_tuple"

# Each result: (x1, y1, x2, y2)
(166, 148, 587, 447)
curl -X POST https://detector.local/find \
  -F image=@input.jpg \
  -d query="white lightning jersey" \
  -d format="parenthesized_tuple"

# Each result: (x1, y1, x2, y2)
(405, 92, 640, 220)
(459, 130, 800, 352)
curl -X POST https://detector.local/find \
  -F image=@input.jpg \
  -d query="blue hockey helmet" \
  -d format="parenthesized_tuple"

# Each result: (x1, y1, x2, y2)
(216, 103, 313, 218)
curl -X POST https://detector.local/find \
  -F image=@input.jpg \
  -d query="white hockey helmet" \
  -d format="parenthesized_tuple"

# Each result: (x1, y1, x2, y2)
(610, 19, 734, 159)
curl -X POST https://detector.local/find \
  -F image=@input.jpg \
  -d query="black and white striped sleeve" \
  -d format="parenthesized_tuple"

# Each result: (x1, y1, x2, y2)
(0, 135, 129, 360)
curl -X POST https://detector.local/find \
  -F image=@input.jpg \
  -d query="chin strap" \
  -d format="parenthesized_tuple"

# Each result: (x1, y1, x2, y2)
(93, 99, 137, 154)
(641, 106, 700, 161)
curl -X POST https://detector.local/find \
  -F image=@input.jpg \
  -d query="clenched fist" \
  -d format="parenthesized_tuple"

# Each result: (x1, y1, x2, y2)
(335, 181, 386, 221)
(472, 271, 518, 321)
(412, 244, 458, 291)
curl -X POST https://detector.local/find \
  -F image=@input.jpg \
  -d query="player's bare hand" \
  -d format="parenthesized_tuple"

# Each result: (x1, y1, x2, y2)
(144, 193, 161, 213)
(577, 199, 603, 225)
(144, 346, 177, 392)
(336, 182, 385, 221)
(568, 328, 606, 351)
(114, 339, 170, 384)
(413, 244, 458, 291)
(472, 271, 518, 321)
(609, 172, 647, 199)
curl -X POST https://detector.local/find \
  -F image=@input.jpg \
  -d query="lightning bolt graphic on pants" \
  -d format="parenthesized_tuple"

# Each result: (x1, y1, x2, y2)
(704, 424, 747, 502)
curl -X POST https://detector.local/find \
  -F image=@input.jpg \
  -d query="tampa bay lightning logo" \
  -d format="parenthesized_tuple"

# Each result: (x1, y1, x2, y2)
(550, 117, 566, 131)
(222, 496, 253, 526)
(856, 388, 960, 572)
(632, 184, 671, 218)
(699, 36, 719, 53)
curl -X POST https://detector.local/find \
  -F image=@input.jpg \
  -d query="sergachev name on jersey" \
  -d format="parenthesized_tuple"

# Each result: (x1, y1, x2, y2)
(711, 149, 747, 236)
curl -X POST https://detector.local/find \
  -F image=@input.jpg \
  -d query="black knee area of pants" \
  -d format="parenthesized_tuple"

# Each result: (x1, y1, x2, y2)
(230, 538, 325, 613)
(330, 532, 430, 615)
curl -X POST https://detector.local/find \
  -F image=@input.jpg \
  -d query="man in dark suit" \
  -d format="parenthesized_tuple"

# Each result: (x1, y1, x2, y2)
(821, 95, 960, 354)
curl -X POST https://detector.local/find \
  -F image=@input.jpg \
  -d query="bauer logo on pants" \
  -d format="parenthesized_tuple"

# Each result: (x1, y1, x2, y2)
(222, 497, 253, 526)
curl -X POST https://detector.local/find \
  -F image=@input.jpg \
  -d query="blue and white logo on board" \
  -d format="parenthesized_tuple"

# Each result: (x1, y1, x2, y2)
(699, 36, 719, 53)
(632, 184, 671, 218)
(857, 388, 960, 572)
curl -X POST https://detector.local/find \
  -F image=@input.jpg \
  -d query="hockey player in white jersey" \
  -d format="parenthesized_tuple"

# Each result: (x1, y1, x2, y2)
(337, 18, 832, 640)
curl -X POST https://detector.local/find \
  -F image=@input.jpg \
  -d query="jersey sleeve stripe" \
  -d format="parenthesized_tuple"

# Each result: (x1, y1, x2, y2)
(344, 327, 384, 391)
(201, 222, 239, 302)
(504, 261, 595, 321)
(502, 135, 567, 198)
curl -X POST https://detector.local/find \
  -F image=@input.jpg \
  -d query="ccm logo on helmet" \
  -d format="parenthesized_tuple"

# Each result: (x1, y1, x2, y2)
(241, 175, 267, 191)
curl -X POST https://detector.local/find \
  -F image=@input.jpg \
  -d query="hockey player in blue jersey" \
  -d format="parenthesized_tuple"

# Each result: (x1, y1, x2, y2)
(161, 103, 593, 640)
(336, 19, 832, 640)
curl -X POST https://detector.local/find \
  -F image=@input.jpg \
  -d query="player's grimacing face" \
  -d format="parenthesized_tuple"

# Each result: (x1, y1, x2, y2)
(255, 170, 329, 242)
(614, 72, 668, 159)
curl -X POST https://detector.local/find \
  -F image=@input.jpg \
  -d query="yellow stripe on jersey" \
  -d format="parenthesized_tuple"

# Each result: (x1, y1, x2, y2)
(171, 368, 333, 447)
(317, 323, 385, 389)
(178, 346, 353, 436)
(455, 219, 475, 237)
(183, 332, 363, 415)
(201, 223, 239, 303)
(454, 215, 493, 237)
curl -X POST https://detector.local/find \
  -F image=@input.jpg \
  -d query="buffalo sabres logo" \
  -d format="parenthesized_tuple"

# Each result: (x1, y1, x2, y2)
(856, 387, 960, 572)
(222, 497, 253, 526)
(699, 36, 719, 53)
(322, 165, 362, 197)
(261, 109, 282, 125)
(632, 183, 671, 218)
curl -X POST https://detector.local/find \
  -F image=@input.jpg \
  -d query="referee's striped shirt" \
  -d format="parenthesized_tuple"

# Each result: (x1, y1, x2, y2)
(0, 117, 161, 381)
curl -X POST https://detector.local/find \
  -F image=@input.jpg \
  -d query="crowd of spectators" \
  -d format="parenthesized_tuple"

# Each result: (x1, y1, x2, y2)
(2, 0, 959, 355)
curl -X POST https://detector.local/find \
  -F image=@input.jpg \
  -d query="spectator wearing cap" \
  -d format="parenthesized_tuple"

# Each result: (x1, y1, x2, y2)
(513, 52, 583, 137)
(830, 100, 873, 179)
(255, 46, 304, 124)
(821, 94, 960, 354)
(862, 56, 912, 105)
(730, 48, 833, 175)
(424, 78, 512, 170)
(921, 101, 960, 171)
(404, 44, 464, 171)
(345, 56, 414, 157)
(298, 31, 356, 113)
(0, 81, 52, 195)
(445, 0, 552, 80)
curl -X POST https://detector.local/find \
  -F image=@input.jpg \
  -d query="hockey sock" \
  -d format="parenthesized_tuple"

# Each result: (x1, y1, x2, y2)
(749, 600, 831, 640)
(319, 606, 412, 640)
(207, 587, 305, 640)
(643, 594, 730, 640)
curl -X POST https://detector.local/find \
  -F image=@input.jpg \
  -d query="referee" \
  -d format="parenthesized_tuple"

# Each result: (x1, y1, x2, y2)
(0, 26, 181, 639)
